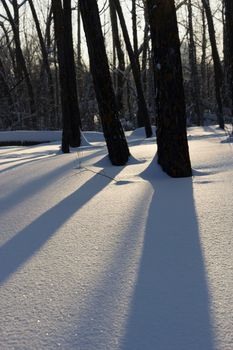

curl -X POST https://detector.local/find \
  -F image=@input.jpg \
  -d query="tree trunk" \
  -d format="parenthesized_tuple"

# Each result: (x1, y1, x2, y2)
(113, 0, 152, 137)
(77, 2, 83, 100)
(147, 0, 192, 177)
(52, 0, 81, 152)
(109, 0, 125, 113)
(79, 0, 130, 165)
(201, 7, 207, 104)
(132, 0, 139, 59)
(187, 0, 202, 125)
(224, 0, 233, 120)
(202, 0, 224, 129)
(0, 57, 15, 128)
(141, 3, 150, 104)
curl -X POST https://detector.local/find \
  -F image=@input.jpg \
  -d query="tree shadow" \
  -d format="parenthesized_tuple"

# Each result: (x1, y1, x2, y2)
(0, 155, 123, 285)
(50, 171, 154, 349)
(122, 155, 215, 350)
(0, 149, 104, 216)
(0, 154, 54, 166)
(0, 154, 58, 175)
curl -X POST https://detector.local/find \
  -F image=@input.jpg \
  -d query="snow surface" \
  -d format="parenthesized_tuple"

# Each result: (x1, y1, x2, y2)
(0, 126, 233, 350)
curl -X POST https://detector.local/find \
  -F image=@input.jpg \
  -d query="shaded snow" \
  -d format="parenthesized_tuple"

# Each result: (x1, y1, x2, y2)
(0, 130, 62, 142)
(0, 126, 233, 349)
(0, 127, 157, 144)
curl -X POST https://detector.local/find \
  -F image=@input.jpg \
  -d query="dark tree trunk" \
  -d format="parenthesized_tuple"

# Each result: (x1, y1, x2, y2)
(0, 57, 15, 127)
(141, 4, 150, 98)
(187, 0, 202, 125)
(132, 0, 139, 59)
(45, 7, 60, 127)
(138, 3, 151, 108)
(0, 23, 17, 78)
(147, 0, 192, 177)
(201, 7, 207, 104)
(113, 0, 152, 137)
(77, 2, 82, 70)
(52, 0, 81, 152)
(109, 0, 125, 113)
(77, 2, 83, 99)
(202, 0, 225, 129)
(63, 0, 82, 130)
(79, 0, 129, 165)
(224, 0, 233, 119)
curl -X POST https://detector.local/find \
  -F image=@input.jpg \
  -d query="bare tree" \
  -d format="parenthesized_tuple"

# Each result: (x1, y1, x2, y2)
(79, 0, 130, 165)
(146, 0, 192, 177)
(2, 0, 36, 127)
(224, 0, 233, 120)
(28, 0, 55, 127)
(201, 5, 207, 104)
(52, 0, 81, 152)
(109, 0, 125, 113)
(201, 0, 224, 129)
(0, 56, 15, 128)
(113, 0, 153, 137)
(187, 0, 202, 125)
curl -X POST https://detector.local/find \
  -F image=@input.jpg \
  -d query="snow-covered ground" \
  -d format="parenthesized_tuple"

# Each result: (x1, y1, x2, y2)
(0, 126, 232, 350)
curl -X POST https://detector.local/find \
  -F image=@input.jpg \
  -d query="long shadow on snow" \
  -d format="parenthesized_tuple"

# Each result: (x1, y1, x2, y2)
(0, 149, 104, 216)
(0, 154, 59, 175)
(122, 155, 215, 350)
(0, 155, 123, 285)
(0, 154, 55, 166)
(49, 163, 153, 349)
(0, 145, 103, 175)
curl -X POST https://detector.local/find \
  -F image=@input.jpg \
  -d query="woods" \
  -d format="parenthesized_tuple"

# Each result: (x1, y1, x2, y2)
(1, 3, 233, 347)
(0, 0, 232, 175)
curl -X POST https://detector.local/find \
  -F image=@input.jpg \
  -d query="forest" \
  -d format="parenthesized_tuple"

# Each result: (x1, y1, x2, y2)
(1, 1, 233, 349)
(0, 0, 232, 174)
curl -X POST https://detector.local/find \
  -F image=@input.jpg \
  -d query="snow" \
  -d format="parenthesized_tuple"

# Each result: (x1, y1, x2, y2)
(0, 126, 233, 349)
(0, 130, 62, 142)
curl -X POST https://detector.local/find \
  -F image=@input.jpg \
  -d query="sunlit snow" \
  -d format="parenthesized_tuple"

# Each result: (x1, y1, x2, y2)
(0, 126, 232, 350)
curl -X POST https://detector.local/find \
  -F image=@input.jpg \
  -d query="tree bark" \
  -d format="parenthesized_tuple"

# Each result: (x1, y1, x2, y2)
(79, 0, 130, 165)
(109, 0, 125, 113)
(201, 7, 207, 104)
(147, 0, 192, 177)
(187, 0, 202, 125)
(132, 0, 139, 59)
(52, 0, 81, 152)
(0, 57, 15, 128)
(224, 0, 233, 119)
(141, 3, 150, 105)
(202, 0, 224, 129)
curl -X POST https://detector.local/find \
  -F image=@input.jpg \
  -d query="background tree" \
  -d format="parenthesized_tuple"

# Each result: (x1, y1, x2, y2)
(113, 0, 153, 138)
(201, 0, 224, 129)
(224, 0, 233, 120)
(28, 0, 55, 127)
(109, 0, 125, 114)
(2, 0, 36, 128)
(0, 0, 230, 133)
(187, 0, 202, 126)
